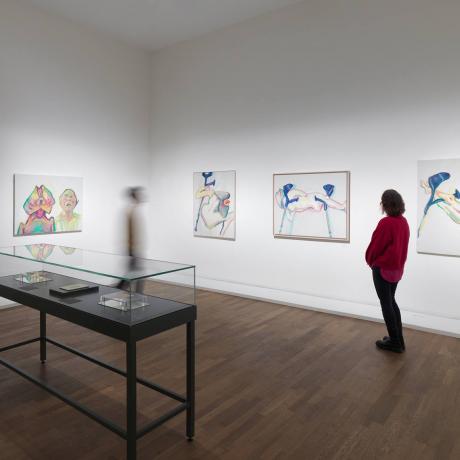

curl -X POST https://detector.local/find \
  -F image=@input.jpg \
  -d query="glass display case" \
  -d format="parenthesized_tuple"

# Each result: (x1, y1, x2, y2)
(0, 244, 196, 460)
(0, 244, 196, 311)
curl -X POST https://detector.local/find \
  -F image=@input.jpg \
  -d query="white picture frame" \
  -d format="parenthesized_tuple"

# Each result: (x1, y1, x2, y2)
(273, 171, 350, 242)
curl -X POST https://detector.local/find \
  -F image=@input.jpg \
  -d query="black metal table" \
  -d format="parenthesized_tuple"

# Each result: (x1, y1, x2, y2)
(0, 272, 196, 460)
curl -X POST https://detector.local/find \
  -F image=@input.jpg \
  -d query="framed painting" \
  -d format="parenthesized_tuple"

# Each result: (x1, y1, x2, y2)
(417, 159, 460, 256)
(193, 170, 236, 240)
(273, 171, 350, 242)
(14, 174, 83, 236)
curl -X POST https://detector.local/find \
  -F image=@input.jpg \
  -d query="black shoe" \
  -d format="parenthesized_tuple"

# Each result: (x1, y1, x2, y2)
(383, 336, 405, 350)
(376, 339, 404, 353)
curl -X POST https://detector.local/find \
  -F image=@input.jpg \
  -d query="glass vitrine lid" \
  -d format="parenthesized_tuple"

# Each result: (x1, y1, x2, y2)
(0, 244, 194, 281)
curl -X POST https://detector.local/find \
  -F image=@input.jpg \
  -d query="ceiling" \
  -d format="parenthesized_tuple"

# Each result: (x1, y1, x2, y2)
(25, 0, 305, 51)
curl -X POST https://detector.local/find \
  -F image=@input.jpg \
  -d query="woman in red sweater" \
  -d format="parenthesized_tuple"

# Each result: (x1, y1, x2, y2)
(366, 190, 410, 353)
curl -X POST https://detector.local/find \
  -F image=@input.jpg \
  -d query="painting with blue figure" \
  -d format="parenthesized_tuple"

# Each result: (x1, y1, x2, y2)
(274, 171, 350, 242)
(193, 170, 236, 240)
(418, 159, 460, 256)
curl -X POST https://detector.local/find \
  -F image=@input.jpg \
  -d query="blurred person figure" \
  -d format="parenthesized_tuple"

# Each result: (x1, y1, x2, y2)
(118, 186, 147, 292)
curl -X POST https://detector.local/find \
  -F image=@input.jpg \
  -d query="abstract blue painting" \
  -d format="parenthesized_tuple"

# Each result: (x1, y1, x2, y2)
(273, 171, 350, 242)
(418, 159, 460, 256)
(193, 170, 236, 240)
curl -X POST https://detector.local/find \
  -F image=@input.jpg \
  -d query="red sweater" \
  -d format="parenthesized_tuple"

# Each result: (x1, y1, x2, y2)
(365, 216, 410, 283)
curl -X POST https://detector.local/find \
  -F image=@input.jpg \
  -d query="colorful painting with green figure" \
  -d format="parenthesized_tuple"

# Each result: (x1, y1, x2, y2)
(17, 185, 56, 235)
(55, 189, 81, 232)
(14, 174, 83, 236)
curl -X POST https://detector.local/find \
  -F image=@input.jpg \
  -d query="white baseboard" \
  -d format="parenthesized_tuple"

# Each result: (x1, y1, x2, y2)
(0, 298, 18, 310)
(193, 276, 459, 338)
(1, 279, 458, 337)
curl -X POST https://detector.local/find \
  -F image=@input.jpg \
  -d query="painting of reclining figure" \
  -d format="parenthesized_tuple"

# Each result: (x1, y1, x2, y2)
(273, 171, 350, 242)
(14, 174, 83, 236)
(193, 170, 236, 240)
(417, 159, 460, 256)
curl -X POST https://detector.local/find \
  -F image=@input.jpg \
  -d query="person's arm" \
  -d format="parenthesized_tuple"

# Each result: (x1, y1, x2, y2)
(365, 219, 391, 267)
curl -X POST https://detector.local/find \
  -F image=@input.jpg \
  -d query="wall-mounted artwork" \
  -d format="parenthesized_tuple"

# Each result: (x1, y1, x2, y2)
(273, 171, 350, 242)
(417, 159, 460, 256)
(14, 174, 83, 236)
(193, 170, 236, 240)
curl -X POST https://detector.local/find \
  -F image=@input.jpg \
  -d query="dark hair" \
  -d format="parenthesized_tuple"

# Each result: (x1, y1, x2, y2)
(381, 189, 405, 216)
(127, 186, 144, 202)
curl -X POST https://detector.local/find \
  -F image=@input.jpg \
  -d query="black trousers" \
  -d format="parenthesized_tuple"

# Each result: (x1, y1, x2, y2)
(372, 267, 404, 345)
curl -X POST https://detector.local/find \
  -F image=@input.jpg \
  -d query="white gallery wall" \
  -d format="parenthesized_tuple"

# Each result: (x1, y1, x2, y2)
(0, 0, 152, 305)
(0, 0, 458, 335)
(150, 0, 460, 335)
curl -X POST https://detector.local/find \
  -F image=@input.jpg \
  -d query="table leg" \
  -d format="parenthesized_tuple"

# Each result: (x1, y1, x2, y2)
(186, 320, 195, 440)
(40, 312, 46, 363)
(126, 339, 137, 460)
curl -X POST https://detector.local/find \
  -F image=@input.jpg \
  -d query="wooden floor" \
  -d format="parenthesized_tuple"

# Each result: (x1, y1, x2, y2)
(0, 289, 459, 460)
